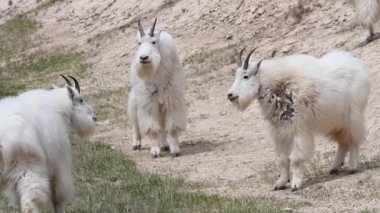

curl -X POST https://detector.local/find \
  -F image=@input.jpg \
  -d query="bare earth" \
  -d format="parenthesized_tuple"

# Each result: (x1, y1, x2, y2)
(2, 0, 380, 212)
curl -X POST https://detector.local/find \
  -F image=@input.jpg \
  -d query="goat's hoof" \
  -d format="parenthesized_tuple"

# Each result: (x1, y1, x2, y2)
(291, 186, 299, 192)
(171, 153, 180, 157)
(329, 168, 339, 175)
(152, 154, 159, 158)
(163, 146, 170, 151)
(348, 169, 358, 175)
(274, 185, 287, 191)
(132, 145, 141, 150)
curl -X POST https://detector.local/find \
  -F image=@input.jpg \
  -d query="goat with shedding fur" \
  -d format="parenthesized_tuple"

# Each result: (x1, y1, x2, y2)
(0, 75, 96, 213)
(349, 0, 380, 46)
(227, 49, 370, 191)
(128, 18, 186, 158)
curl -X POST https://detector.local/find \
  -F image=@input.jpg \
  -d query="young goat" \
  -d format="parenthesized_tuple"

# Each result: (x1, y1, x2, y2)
(349, 0, 380, 47)
(0, 75, 96, 212)
(128, 18, 186, 158)
(227, 49, 370, 191)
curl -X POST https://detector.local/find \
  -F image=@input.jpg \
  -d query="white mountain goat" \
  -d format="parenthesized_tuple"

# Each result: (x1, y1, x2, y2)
(128, 18, 186, 158)
(349, 0, 380, 47)
(227, 49, 370, 191)
(0, 75, 96, 212)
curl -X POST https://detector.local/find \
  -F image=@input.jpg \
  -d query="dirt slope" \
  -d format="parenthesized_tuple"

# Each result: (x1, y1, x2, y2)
(2, 0, 380, 212)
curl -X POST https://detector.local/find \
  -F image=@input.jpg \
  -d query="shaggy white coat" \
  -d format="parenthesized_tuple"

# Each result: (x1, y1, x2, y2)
(0, 86, 96, 213)
(128, 28, 186, 157)
(228, 50, 370, 191)
(350, 0, 380, 29)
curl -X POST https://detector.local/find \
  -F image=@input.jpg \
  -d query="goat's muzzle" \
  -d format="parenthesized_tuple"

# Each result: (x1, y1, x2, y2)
(139, 55, 151, 64)
(227, 93, 238, 102)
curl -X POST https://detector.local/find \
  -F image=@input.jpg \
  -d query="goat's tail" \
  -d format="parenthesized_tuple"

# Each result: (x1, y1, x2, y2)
(351, 0, 380, 28)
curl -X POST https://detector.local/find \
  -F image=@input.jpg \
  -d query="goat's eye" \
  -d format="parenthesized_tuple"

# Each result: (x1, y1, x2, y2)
(243, 75, 249, 79)
(138, 42, 141, 45)
(79, 98, 83, 103)
(152, 41, 156, 44)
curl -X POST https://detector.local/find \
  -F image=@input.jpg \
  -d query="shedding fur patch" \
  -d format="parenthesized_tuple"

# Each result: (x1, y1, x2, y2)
(259, 86, 296, 125)
(259, 78, 319, 126)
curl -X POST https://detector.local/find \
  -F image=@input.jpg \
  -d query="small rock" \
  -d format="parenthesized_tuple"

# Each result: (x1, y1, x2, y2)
(220, 111, 227, 116)
(226, 35, 233, 40)
(8, 0, 12, 6)
(283, 207, 293, 212)
(182, 8, 186, 13)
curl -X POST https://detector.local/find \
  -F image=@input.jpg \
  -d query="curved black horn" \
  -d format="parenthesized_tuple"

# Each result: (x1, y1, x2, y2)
(237, 48, 246, 67)
(138, 18, 145, 37)
(60, 74, 72, 86)
(271, 50, 277, 58)
(243, 49, 255, 70)
(149, 17, 157, 37)
(68, 75, 80, 93)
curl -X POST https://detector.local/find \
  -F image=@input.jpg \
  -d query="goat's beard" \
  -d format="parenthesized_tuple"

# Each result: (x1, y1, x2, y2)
(236, 95, 254, 111)
(136, 63, 158, 82)
(72, 114, 95, 138)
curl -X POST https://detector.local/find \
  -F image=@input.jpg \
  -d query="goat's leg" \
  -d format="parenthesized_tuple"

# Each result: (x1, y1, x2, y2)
(149, 132, 161, 158)
(271, 128, 293, 191)
(167, 129, 181, 157)
(289, 133, 314, 192)
(348, 144, 360, 174)
(274, 156, 290, 190)
(160, 131, 169, 151)
(356, 24, 380, 47)
(290, 160, 306, 192)
(347, 113, 365, 174)
(330, 144, 348, 175)
(53, 203, 64, 213)
(128, 93, 142, 150)
(132, 123, 142, 150)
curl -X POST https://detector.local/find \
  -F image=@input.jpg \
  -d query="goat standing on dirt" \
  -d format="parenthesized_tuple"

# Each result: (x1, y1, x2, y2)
(128, 18, 186, 158)
(349, 0, 380, 46)
(0, 75, 96, 213)
(227, 49, 370, 191)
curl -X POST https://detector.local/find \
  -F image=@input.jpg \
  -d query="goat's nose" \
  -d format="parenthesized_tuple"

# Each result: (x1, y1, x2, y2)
(227, 92, 237, 101)
(140, 55, 149, 60)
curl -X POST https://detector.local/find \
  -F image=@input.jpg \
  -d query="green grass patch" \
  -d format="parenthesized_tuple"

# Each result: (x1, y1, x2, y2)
(0, 16, 39, 60)
(87, 88, 127, 124)
(66, 139, 287, 213)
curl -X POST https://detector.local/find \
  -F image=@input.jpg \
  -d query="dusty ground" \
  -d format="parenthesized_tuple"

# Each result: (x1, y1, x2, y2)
(2, 0, 380, 212)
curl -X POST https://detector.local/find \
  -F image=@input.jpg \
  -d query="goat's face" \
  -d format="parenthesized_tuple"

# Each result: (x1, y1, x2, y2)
(227, 49, 263, 111)
(61, 75, 96, 138)
(135, 18, 161, 81)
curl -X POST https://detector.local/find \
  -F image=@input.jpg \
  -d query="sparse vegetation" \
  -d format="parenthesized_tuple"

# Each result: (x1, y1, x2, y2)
(87, 88, 127, 124)
(66, 139, 286, 212)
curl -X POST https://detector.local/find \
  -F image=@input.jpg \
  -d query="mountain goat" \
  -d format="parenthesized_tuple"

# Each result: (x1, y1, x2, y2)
(128, 18, 186, 158)
(227, 49, 370, 191)
(349, 0, 380, 46)
(0, 75, 96, 212)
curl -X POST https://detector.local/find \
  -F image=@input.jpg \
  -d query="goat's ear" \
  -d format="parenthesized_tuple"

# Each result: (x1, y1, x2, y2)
(49, 84, 59, 89)
(157, 30, 162, 40)
(67, 86, 75, 100)
(253, 58, 264, 75)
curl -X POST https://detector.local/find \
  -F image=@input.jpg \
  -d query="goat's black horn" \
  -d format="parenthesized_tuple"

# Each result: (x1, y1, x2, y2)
(60, 74, 72, 86)
(149, 17, 157, 37)
(138, 18, 145, 37)
(68, 75, 80, 93)
(237, 48, 246, 67)
(243, 49, 255, 70)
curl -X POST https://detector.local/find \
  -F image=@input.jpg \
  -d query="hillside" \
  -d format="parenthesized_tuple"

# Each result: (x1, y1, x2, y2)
(2, 0, 380, 212)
